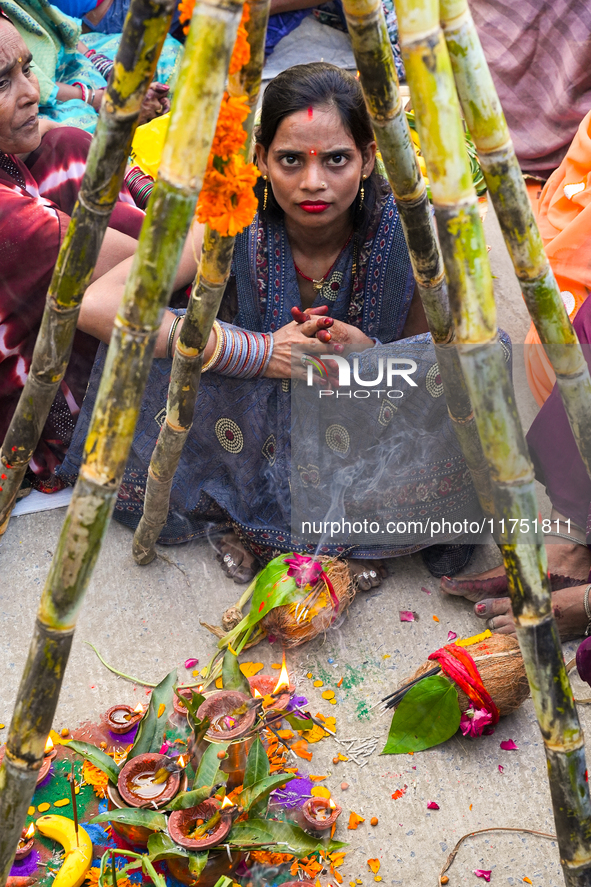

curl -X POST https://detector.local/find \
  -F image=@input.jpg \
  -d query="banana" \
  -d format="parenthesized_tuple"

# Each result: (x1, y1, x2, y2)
(36, 815, 92, 887)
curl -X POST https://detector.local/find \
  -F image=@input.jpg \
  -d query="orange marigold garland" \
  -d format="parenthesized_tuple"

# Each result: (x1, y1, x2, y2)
(177, 0, 259, 236)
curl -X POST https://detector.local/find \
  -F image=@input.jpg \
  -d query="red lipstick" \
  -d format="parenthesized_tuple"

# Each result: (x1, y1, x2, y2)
(300, 201, 330, 213)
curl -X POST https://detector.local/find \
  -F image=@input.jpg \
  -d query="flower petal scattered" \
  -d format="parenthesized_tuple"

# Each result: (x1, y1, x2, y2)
(348, 811, 365, 829)
(427, 801, 439, 810)
(500, 739, 518, 750)
(474, 871, 492, 882)
(399, 611, 415, 622)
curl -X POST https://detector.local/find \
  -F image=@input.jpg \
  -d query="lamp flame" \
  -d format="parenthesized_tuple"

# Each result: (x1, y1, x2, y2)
(133, 703, 144, 714)
(221, 796, 234, 809)
(24, 823, 35, 840)
(272, 653, 290, 695)
(177, 755, 187, 769)
(329, 798, 336, 809)
(44, 736, 54, 754)
(253, 688, 262, 698)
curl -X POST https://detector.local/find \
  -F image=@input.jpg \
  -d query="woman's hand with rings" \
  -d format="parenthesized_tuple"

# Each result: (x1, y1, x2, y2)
(264, 315, 337, 380)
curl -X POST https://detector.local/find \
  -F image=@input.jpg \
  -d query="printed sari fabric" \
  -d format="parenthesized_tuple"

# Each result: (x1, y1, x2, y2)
(1, 0, 180, 132)
(0, 126, 144, 484)
(471, 0, 591, 179)
(60, 178, 485, 557)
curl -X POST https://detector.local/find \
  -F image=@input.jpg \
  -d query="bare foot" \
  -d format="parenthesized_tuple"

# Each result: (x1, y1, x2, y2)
(214, 532, 259, 584)
(440, 541, 591, 603)
(349, 559, 388, 591)
(473, 583, 590, 641)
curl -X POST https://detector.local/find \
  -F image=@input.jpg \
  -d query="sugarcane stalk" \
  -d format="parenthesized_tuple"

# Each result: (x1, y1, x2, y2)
(439, 0, 591, 482)
(340, 0, 493, 515)
(0, 0, 176, 538)
(132, 0, 270, 564)
(0, 0, 244, 879)
(394, 1, 591, 882)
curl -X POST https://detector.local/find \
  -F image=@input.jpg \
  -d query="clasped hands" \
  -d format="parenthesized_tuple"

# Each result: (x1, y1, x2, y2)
(264, 305, 375, 381)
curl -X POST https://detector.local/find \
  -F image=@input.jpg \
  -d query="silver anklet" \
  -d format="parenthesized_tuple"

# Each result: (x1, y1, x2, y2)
(584, 584, 591, 637)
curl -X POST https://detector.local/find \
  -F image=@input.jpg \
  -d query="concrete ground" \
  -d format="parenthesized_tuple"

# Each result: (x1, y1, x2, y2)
(1, 208, 587, 887)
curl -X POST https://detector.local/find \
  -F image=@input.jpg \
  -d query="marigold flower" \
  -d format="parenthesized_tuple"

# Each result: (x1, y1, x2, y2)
(82, 760, 109, 798)
(229, 4, 251, 74)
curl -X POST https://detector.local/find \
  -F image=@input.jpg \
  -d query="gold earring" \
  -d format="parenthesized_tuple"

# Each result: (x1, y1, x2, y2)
(358, 174, 367, 211)
(263, 175, 268, 211)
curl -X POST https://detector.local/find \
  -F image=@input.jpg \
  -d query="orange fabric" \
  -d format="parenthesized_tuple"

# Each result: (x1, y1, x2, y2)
(525, 111, 591, 403)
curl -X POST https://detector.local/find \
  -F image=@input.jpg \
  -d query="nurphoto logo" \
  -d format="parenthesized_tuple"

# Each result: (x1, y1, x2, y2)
(302, 353, 419, 399)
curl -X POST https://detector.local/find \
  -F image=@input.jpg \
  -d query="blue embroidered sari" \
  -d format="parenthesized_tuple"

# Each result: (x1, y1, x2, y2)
(59, 180, 484, 559)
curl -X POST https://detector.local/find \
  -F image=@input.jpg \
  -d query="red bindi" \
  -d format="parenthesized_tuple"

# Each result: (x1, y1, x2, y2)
(310, 148, 317, 155)
(308, 106, 313, 120)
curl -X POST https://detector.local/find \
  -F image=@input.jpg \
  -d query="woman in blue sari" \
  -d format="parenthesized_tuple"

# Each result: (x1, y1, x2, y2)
(62, 63, 483, 587)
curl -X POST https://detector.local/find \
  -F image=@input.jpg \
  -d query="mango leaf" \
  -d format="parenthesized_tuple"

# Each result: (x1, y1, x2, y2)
(148, 833, 190, 861)
(285, 712, 314, 732)
(193, 741, 229, 790)
(238, 773, 296, 811)
(91, 808, 167, 831)
(179, 690, 205, 722)
(188, 853, 209, 876)
(229, 818, 346, 855)
(381, 675, 460, 754)
(67, 740, 120, 784)
(243, 736, 269, 788)
(129, 668, 177, 759)
(222, 649, 251, 694)
(166, 783, 218, 811)
(243, 555, 302, 630)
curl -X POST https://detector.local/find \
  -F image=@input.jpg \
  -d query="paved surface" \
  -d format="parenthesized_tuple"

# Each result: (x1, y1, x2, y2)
(1, 207, 586, 887)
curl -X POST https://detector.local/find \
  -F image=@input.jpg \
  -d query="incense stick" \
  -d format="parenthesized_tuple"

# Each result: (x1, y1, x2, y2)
(69, 764, 79, 847)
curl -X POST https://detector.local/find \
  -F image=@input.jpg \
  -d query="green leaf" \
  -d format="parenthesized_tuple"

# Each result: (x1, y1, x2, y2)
(222, 649, 251, 694)
(285, 712, 314, 732)
(246, 555, 301, 631)
(147, 833, 189, 862)
(193, 741, 229, 790)
(243, 736, 269, 788)
(129, 668, 177, 759)
(238, 773, 296, 812)
(381, 675, 461, 754)
(188, 853, 209, 876)
(67, 740, 120, 784)
(229, 818, 346, 856)
(166, 784, 218, 811)
(91, 809, 167, 831)
(179, 690, 205, 722)
(212, 878, 233, 887)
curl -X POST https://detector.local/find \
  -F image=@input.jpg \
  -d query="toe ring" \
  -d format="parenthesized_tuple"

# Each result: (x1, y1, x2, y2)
(369, 570, 377, 579)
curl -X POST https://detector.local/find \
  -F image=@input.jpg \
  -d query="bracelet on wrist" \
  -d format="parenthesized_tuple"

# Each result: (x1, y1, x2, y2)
(204, 322, 274, 379)
(202, 320, 224, 372)
(166, 314, 183, 360)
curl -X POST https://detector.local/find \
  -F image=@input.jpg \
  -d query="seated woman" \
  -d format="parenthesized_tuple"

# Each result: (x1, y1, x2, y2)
(1, 0, 177, 131)
(0, 25, 483, 588)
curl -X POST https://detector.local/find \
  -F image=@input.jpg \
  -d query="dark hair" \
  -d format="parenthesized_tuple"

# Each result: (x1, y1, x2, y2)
(254, 62, 378, 226)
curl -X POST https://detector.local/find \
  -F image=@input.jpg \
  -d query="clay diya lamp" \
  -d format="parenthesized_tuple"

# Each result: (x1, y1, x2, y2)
(173, 688, 195, 717)
(168, 797, 234, 849)
(300, 798, 342, 836)
(14, 824, 35, 860)
(118, 752, 185, 809)
(192, 691, 257, 791)
(107, 754, 188, 847)
(37, 736, 57, 784)
(248, 674, 295, 712)
(104, 703, 144, 734)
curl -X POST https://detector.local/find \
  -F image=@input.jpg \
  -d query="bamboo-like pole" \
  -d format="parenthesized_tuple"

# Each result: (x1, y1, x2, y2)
(0, 0, 243, 878)
(132, 0, 270, 565)
(0, 0, 176, 537)
(340, 0, 493, 515)
(394, 1, 591, 882)
(439, 0, 591, 482)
